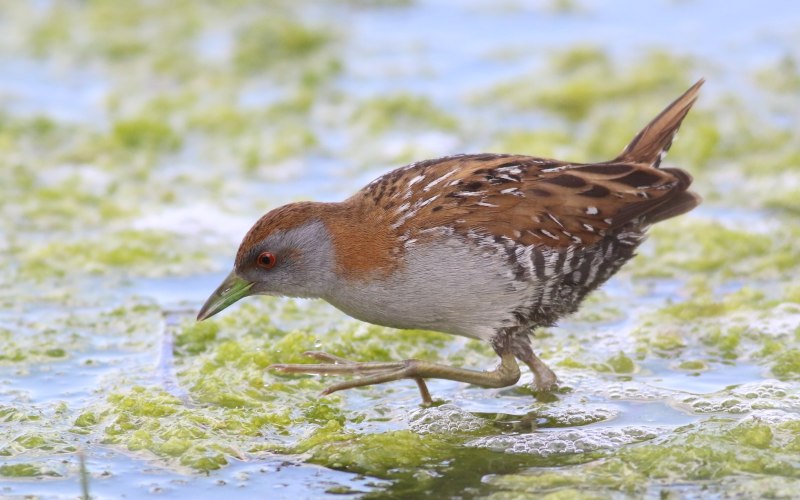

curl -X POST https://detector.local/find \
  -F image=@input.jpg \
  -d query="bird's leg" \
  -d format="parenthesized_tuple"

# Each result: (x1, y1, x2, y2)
(510, 336, 559, 392)
(290, 352, 435, 398)
(516, 348, 558, 392)
(521, 353, 559, 392)
(269, 351, 520, 405)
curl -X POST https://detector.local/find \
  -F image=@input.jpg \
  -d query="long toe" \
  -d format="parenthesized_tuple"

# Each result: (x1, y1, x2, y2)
(301, 351, 354, 364)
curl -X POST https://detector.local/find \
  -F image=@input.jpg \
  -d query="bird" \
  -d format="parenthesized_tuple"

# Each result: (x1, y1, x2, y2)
(197, 79, 704, 405)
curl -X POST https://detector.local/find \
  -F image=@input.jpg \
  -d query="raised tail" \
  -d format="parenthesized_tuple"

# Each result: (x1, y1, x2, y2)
(614, 78, 705, 168)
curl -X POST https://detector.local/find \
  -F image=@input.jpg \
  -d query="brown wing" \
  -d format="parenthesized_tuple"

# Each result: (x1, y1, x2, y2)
(366, 80, 704, 249)
(369, 154, 694, 249)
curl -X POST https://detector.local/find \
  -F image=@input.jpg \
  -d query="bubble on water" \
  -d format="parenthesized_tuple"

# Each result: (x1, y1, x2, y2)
(737, 409, 800, 426)
(467, 425, 666, 456)
(730, 380, 795, 400)
(714, 475, 800, 499)
(552, 370, 593, 387)
(748, 304, 800, 339)
(408, 404, 487, 434)
(671, 380, 800, 414)
(589, 380, 674, 401)
(537, 404, 618, 426)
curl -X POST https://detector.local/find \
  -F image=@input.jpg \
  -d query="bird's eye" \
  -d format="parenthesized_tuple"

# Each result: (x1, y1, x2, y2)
(256, 252, 277, 270)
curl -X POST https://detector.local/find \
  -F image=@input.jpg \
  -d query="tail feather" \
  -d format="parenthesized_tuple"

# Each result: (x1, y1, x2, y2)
(644, 191, 702, 225)
(614, 78, 705, 168)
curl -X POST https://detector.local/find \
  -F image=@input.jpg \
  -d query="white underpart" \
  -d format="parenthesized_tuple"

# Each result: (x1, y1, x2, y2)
(325, 236, 528, 341)
(585, 206, 598, 215)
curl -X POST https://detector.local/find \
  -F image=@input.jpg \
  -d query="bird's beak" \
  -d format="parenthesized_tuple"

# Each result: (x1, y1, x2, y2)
(196, 271, 254, 321)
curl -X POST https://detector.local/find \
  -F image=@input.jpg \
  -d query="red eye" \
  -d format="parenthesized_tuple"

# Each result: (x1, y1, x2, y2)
(256, 252, 277, 270)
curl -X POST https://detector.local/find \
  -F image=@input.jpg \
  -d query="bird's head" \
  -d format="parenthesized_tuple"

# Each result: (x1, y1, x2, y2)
(197, 202, 338, 321)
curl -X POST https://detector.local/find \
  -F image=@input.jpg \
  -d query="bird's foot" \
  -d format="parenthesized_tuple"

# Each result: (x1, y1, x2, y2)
(531, 369, 559, 393)
(269, 350, 521, 405)
(520, 352, 559, 393)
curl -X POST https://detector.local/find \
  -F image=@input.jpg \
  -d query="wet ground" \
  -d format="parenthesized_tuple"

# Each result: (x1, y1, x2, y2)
(1, 0, 800, 498)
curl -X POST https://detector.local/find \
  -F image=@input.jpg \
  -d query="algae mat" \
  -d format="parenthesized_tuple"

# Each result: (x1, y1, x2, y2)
(2, 0, 800, 498)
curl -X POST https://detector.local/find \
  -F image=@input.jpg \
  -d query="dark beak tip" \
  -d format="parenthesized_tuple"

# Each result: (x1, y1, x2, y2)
(196, 303, 215, 322)
(195, 272, 251, 323)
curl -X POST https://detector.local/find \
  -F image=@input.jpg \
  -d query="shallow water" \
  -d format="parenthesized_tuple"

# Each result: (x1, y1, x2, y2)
(2, 0, 800, 498)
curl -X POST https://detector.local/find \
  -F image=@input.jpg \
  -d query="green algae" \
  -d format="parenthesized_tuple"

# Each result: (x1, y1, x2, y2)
(0, 406, 41, 424)
(764, 188, 800, 216)
(351, 94, 459, 133)
(176, 321, 220, 355)
(49, 299, 461, 473)
(479, 49, 694, 122)
(234, 18, 337, 75)
(299, 426, 450, 476)
(1, 0, 800, 496)
(756, 54, 800, 93)
(593, 352, 636, 374)
(0, 302, 161, 366)
(772, 350, 800, 379)
(97, 387, 239, 471)
(0, 463, 59, 478)
(111, 117, 182, 153)
(657, 286, 769, 322)
(677, 360, 709, 371)
(487, 416, 800, 497)
(490, 129, 573, 159)
(632, 220, 800, 281)
(19, 230, 210, 279)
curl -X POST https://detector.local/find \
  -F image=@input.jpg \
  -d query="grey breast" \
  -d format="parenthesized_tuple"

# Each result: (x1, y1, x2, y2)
(324, 234, 531, 341)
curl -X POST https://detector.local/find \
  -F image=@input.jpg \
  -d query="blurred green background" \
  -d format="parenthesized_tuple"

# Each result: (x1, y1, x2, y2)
(1, 0, 800, 498)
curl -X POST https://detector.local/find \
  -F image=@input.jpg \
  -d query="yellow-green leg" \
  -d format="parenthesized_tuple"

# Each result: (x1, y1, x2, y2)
(270, 351, 521, 405)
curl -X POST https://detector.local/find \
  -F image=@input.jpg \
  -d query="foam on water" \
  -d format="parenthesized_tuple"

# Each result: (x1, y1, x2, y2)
(672, 380, 800, 414)
(409, 404, 488, 434)
(467, 425, 667, 456)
